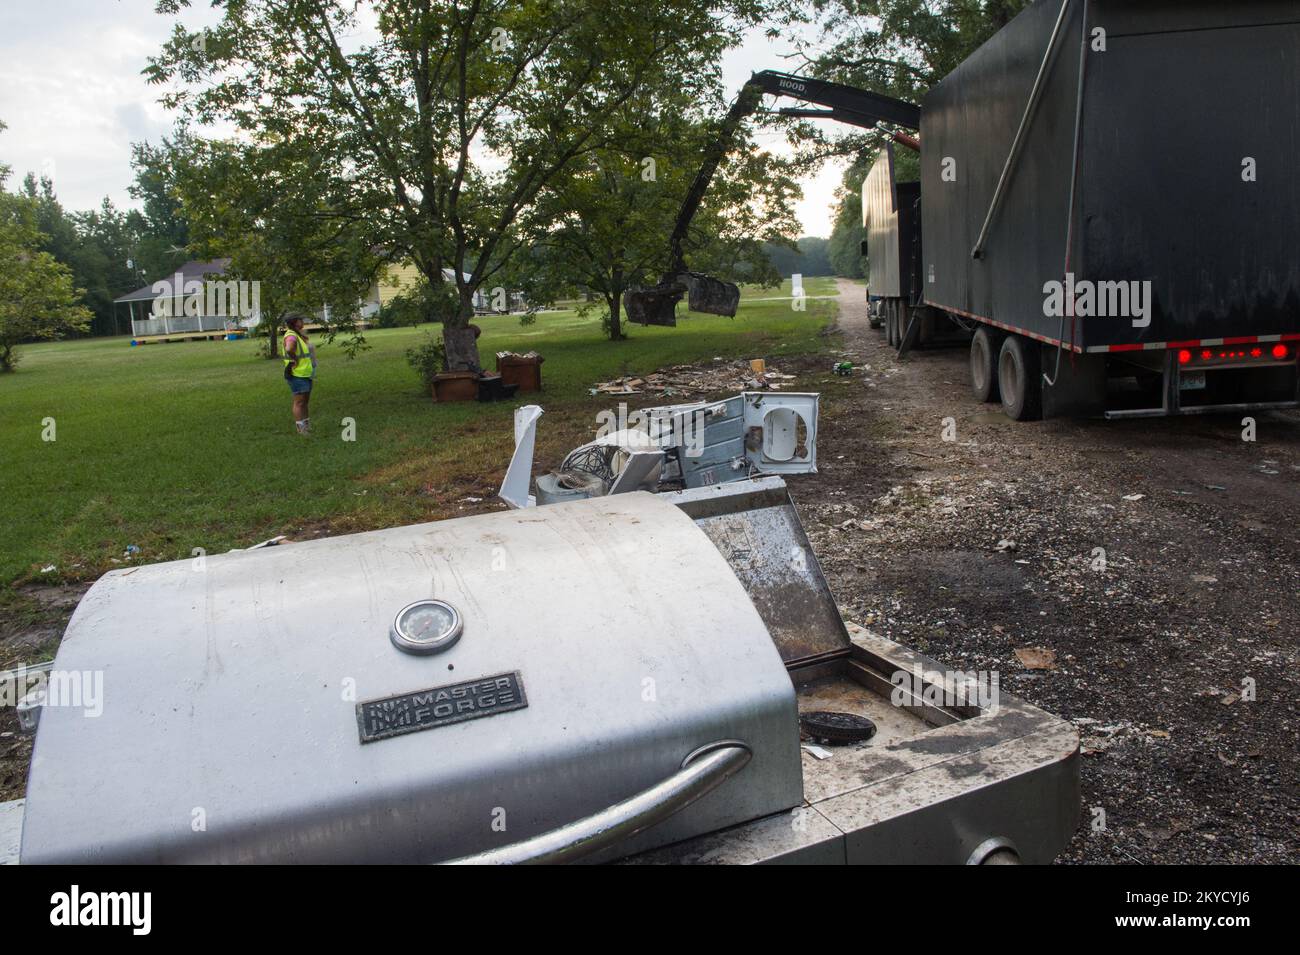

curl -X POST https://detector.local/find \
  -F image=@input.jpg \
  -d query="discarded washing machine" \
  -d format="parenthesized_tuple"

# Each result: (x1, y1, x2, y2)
(499, 392, 821, 508)
(18, 478, 1078, 864)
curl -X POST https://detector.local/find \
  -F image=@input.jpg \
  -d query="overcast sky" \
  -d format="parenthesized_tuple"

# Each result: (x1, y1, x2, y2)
(0, 1, 848, 237)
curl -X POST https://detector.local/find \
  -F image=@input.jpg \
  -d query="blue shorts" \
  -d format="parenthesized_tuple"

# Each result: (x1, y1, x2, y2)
(287, 376, 313, 395)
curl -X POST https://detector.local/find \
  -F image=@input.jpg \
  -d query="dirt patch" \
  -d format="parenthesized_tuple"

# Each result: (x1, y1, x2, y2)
(0, 583, 92, 801)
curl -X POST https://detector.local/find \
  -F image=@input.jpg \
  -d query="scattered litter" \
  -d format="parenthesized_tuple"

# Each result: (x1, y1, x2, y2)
(40, 565, 56, 573)
(460, 496, 483, 504)
(1121, 493, 1145, 502)
(994, 539, 1019, 553)
(1014, 647, 1058, 670)
(590, 359, 798, 399)
(1206, 484, 1226, 491)
(801, 744, 833, 760)
(1076, 719, 1153, 754)
(591, 377, 645, 395)
(123, 545, 140, 557)
(226, 535, 291, 553)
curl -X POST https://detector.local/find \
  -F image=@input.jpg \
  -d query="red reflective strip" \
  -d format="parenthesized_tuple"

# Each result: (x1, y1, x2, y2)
(926, 302, 1300, 355)
(923, 301, 1084, 352)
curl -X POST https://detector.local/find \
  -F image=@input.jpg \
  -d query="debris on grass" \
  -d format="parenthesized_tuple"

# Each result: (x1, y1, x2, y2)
(590, 359, 800, 399)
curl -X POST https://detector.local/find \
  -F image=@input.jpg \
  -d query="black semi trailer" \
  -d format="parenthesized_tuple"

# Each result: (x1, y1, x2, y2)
(867, 0, 1300, 420)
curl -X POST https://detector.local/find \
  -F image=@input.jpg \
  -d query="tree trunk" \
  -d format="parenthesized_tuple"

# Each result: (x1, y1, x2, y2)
(607, 267, 626, 341)
(442, 292, 481, 371)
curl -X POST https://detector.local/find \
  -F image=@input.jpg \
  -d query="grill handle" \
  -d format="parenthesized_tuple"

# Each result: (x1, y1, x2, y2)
(443, 740, 752, 865)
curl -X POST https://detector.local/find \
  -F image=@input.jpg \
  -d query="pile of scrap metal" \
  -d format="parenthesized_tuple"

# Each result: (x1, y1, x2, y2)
(498, 392, 820, 509)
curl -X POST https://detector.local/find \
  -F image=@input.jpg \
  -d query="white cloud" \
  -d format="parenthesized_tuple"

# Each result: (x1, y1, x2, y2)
(0, 3, 852, 234)
(0, 1, 214, 210)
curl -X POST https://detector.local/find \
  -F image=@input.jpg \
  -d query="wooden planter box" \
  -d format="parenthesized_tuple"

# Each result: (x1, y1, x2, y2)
(431, 371, 480, 402)
(496, 354, 544, 393)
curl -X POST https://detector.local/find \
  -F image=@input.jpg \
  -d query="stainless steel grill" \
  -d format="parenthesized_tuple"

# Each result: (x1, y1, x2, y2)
(19, 478, 1080, 865)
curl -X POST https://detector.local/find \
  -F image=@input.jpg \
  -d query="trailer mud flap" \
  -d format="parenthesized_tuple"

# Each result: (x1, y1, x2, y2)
(1040, 346, 1106, 418)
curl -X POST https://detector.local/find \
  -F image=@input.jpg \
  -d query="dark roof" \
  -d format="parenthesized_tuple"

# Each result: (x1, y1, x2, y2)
(113, 259, 232, 304)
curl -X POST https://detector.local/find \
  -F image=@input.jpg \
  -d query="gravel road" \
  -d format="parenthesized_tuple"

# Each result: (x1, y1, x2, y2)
(798, 279, 1299, 863)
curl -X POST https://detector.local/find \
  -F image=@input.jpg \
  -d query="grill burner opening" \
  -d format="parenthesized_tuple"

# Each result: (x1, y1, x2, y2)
(800, 710, 878, 744)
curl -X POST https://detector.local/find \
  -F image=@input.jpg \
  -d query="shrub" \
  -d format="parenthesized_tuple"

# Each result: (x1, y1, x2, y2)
(375, 281, 459, 328)
(405, 332, 447, 389)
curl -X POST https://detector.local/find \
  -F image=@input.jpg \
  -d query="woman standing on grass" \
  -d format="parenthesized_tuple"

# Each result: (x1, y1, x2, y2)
(282, 314, 316, 435)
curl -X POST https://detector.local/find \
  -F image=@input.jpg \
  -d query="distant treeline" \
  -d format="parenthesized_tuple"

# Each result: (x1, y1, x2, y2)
(761, 237, 836, 278)
(7, 141, 189, 338)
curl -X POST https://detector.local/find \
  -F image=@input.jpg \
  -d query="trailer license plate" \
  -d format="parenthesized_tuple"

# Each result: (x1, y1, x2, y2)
(1180, 372, 1206, 391)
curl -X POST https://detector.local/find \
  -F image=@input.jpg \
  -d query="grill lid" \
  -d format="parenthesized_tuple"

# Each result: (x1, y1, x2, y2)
(21, 491, 802, 863)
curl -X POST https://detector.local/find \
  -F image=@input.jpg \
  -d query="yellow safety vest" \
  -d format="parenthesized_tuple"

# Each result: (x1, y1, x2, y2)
(283, 329, 314, 378)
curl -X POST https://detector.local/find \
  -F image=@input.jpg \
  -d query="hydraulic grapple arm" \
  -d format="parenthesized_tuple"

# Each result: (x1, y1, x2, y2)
(625, 72, 921, 326)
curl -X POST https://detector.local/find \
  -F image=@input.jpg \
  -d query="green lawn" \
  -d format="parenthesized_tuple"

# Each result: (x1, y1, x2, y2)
(0, 278, 836, 588)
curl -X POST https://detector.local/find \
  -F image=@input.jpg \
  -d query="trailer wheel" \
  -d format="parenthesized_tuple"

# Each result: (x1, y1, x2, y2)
(970, 327, 1004, 402)
(997, 335, 1042, 421)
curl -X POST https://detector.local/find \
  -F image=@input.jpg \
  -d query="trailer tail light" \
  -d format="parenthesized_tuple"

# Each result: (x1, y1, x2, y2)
(1174, 343, 1292, 367)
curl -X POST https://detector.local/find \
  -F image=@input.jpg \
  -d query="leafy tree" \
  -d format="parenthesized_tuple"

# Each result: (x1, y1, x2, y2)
(15, 167, 174, 337)
(147, 0, 785, 371)
(171, 136, 383, 359)
(827, 155, 867, 278)
(811, 1, 1030, 277)
(0, 129, 92, 371)
(808, 0, 1028, 102)
(128, 136, 193, 283)
(375, 280, 459, 329)
(522, 91, 799, 340)
(65, 199, 157, 336)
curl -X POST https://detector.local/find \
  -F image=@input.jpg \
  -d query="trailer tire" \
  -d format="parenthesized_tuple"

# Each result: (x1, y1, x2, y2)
(970, 327, 1004, 402)
(998, 335, 1043, 421)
